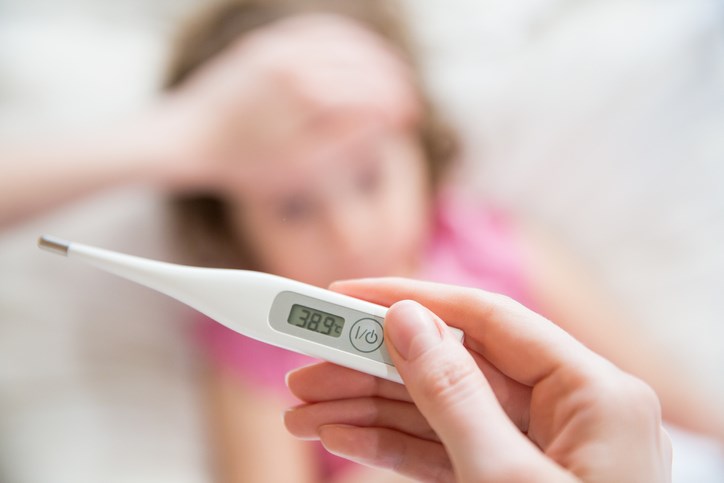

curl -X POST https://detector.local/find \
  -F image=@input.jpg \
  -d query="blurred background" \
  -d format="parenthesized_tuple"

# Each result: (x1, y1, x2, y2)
(1, 0, 723, 481)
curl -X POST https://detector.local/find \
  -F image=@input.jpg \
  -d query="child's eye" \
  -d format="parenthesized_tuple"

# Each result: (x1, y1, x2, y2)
(277, 195, 315, 222)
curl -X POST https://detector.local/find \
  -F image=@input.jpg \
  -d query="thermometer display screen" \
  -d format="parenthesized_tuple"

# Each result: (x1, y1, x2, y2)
(287, 304, 345, 338)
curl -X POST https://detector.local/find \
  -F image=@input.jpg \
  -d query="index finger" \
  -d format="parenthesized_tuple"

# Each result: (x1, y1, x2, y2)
(330, 277, 594, 387)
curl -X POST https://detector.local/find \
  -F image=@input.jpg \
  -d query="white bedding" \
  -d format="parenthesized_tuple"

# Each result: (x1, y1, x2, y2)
(1, 0, 722, 480)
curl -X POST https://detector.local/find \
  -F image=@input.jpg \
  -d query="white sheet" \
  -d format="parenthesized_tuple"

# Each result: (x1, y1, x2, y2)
(1, 0, 722, 480)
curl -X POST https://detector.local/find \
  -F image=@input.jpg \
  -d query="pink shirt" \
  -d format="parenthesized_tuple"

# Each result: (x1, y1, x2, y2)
(196, 193, 531, 478)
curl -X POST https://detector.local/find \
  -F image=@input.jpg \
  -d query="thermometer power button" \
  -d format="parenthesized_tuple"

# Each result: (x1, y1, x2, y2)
(349, 318, 384, 353)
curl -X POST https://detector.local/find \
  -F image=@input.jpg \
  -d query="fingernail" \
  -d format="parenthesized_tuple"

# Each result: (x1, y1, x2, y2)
(386, 300, 442, 361)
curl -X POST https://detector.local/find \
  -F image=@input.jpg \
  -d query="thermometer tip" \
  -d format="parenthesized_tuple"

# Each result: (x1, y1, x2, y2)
(38, 235, 70, 256)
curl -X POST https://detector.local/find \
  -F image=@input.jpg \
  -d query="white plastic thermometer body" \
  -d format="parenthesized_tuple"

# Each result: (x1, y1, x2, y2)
(38, 236, 463, 384)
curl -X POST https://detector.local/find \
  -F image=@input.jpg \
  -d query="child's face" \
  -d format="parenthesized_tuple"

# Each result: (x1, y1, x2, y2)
(226, 128, 430, 287)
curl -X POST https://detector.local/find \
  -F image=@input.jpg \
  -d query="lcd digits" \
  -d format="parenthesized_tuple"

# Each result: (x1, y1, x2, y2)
(287, 304, 344, 338)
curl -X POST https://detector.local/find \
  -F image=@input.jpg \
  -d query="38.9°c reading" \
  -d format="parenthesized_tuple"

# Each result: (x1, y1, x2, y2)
(287, 304, 345, 338)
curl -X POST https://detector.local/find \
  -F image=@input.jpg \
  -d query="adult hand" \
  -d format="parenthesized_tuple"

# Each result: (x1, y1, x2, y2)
(284, 278, 672, 482)
(148, 13, 419, 193)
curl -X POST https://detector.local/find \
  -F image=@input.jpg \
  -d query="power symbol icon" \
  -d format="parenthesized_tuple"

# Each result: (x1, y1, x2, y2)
(349, 318, 384, 353)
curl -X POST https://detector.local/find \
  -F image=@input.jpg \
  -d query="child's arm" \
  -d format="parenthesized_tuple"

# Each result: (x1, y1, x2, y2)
(0, 113, 169, 228)
(515, 220, 724, 442)
(0, 94, 243, 229)
(203, 362, 320, 483)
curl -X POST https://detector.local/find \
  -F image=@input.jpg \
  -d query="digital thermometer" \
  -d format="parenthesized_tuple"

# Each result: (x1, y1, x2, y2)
(38, 235, 463, 384)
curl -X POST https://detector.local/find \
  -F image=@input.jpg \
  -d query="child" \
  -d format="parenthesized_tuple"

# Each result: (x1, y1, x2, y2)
(162, 0, 724, 481)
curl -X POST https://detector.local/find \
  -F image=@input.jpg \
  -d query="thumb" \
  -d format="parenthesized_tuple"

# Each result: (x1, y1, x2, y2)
(385, 300, 538, 479)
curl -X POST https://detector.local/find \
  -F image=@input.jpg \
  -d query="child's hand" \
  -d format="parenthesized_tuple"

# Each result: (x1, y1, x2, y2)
(147, 14, 419, 193)
(285, 278, 672, 482)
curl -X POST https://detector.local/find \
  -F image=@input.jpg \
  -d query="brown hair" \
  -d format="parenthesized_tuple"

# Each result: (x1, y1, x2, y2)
(167, 0, 458, 268)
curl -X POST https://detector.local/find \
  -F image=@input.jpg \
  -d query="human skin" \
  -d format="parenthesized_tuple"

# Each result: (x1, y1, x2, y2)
(285, 278, 673, 483)
(179, 15, 428, 483)
(0, 14, 417, 230)
(0, 15, 426, 482)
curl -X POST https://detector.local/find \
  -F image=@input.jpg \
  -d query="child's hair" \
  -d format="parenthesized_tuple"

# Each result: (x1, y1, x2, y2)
(167, 0, 458, 269)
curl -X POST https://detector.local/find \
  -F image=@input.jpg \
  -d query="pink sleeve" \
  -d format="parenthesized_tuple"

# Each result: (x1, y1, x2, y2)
(419, 191, 533, 309)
